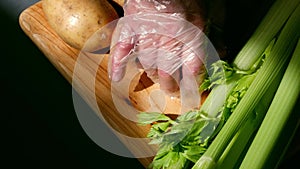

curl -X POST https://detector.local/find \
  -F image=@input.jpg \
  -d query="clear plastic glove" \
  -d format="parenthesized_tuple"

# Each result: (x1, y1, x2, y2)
(109, 0, 207, 95)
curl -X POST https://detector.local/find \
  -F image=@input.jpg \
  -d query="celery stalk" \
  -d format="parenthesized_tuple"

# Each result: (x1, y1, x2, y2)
(239, 39, 300, 169)
(275, 119, 300, 168)
(139, 0, 300, 168)
(192, 2, 300, 169)
(215, 72, 282, 169)
(215, 112, 263, 169)
(233, 0, 300, 71)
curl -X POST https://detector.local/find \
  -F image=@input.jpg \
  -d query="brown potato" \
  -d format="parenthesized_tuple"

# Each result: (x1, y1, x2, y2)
(112, 0, 125, 6)
(43, 0, 119, 50)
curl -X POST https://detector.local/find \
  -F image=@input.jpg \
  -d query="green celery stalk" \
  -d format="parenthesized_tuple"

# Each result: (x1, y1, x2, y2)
(214, 112, 263, 169)
(233, 0, 300, 71)
(192, 2, 300, 169)
(139, 0, 300, 168)
(215, 72, 282, 169)
(239, 39, 300, 169)
(275, 117, 300, 169)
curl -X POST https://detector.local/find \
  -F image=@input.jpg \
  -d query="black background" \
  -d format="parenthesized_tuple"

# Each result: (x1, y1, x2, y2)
(1, 0, 299, 169)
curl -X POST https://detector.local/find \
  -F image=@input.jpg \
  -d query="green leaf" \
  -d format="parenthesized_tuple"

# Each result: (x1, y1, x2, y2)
(147, 122, 172, 143)
(200, 60, 234, 91)
(137, 112, 172, 125)
(184, 119, 210, 142)
(152, 121, 171, 132)
(225, 73, 256, 110)
(162, 123, 192, 145)
(177, 110, 200, 122)
(150, 148, 188, 169)
(182, 145, 207, 163)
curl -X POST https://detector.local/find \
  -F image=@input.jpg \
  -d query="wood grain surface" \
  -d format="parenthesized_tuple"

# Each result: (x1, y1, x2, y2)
(18, 1, 188, 167)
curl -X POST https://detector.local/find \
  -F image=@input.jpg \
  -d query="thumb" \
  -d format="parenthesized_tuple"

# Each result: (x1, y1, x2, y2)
(109, 42, 134, 82)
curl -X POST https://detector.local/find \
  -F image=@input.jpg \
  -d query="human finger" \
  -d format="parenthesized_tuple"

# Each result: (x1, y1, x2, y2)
(158, 69, 180, 96)
(109, 41, 135, 82)
(109, 20, 136, 82)
(156, 35, 183, 95)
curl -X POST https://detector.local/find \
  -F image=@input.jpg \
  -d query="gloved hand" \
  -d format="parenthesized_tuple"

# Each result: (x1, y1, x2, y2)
(109, 0, 208, 95)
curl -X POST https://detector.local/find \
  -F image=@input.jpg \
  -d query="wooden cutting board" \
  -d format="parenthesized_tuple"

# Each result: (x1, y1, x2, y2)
(19, 1, 188, 167)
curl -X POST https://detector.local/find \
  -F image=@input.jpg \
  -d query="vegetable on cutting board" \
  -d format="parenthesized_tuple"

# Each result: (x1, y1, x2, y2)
(42, 0, 119, 50)
(111, 0, 125, 6)
(138, 0, 300, 168)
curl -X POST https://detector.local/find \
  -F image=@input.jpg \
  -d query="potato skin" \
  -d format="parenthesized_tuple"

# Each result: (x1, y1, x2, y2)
(43, 0, 119, 50)
(112, 0, 125, 6)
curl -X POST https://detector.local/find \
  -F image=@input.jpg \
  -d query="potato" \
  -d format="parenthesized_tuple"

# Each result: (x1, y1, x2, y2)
(112, 0, 125, 6)
(43, 0, 119, 50)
